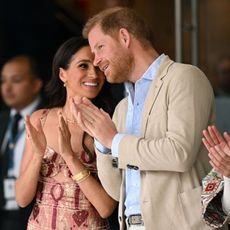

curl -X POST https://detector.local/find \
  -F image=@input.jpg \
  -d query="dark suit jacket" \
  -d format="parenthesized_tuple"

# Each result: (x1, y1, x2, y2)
(0, 110, 10, 207)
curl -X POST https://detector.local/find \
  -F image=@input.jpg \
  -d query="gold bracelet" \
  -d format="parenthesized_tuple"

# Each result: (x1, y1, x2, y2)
(72, 169, 90, 183)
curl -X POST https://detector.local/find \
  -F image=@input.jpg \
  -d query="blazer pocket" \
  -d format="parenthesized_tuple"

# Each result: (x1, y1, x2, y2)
(178, 186, 212, 230)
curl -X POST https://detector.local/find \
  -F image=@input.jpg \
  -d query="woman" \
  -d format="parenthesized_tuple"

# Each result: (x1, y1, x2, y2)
(201, 125, 230, 228)
(15, 37, 117, 229)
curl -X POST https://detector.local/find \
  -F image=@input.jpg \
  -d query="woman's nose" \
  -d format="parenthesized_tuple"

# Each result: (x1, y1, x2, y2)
(88, 67, 97, 78)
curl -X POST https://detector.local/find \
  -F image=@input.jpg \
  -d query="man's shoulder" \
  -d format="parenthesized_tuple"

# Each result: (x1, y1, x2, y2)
(165, 61, 208, 84)
(115, 97, 128, 110)
(0, 109, 10, 120)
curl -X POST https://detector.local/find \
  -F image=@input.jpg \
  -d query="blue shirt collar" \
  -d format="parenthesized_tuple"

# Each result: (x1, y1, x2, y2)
(125, 53, 166, 93)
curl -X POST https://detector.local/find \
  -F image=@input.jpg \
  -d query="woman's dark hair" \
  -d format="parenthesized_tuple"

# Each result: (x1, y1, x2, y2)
(45, 36, 114, 115)
(45, 37, 88, 108)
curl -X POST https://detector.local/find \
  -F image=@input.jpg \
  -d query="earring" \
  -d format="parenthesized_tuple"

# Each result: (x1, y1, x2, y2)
(63, 81, 67, 87)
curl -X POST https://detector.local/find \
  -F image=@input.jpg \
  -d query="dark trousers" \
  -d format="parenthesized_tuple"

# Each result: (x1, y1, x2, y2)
(108, 205, 119, 230)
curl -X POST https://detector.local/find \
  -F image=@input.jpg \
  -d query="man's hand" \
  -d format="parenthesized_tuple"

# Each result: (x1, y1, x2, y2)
(71, 97, 117, 148)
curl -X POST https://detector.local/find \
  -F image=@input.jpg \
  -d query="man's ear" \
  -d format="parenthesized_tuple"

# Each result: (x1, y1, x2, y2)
(119, 28, 131, 48)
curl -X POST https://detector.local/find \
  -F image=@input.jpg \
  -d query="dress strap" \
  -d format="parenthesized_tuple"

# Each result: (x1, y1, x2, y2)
(40, 109, 50, 127)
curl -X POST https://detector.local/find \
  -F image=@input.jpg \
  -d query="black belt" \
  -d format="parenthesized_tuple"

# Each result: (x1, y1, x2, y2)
(128, 214, 144, 225)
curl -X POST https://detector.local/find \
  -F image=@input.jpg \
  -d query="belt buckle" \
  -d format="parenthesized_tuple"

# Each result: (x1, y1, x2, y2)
(128, 214, 143, 225)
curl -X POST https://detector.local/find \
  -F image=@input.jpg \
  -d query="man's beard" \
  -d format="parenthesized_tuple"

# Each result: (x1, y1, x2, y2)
(106, 53, 133, 83)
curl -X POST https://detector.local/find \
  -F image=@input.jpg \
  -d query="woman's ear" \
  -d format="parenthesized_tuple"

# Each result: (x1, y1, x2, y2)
(119, 28, 131, 48)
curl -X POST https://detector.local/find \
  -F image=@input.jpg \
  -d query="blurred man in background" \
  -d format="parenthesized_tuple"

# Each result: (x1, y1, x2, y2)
(0, 55, 44, 230)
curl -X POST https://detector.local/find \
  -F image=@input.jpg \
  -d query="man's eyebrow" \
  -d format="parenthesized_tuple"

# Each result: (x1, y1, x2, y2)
(91, 42, 100, 53)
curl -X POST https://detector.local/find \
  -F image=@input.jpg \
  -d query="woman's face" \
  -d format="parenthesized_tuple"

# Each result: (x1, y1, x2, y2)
(60, 46, 105, 100)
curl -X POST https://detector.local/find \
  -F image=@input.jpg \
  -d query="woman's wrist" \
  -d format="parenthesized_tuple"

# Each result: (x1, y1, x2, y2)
(65, 154, 86, 174)
(72, 168, 91, 183)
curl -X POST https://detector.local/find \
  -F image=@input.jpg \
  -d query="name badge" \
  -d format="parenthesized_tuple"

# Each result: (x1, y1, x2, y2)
(3, 178, 16, 199)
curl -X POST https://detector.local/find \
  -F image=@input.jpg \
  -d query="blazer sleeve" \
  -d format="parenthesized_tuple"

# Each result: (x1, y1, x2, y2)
(95, 150, 122, 201)
(201, 170, 230, 228)
(95, 98, 127, 201)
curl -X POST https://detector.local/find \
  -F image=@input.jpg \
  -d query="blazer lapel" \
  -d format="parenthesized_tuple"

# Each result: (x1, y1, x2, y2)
(141, 56, 174, 133)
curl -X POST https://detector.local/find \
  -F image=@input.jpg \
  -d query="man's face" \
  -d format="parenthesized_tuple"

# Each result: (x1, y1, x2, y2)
(0, 60, 41, 111)
(88, 25, 133, 83)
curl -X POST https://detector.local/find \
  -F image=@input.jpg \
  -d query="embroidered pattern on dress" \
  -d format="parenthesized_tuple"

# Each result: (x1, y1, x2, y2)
(201, 169, 228, 228)
(27, 146, 109, 230)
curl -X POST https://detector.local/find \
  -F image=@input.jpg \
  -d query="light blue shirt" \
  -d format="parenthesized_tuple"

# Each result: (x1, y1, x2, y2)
(95, 54, 166, 217)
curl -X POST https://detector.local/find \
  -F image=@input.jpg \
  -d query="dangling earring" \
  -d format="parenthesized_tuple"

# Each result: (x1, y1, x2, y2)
(63, 81, 67, 87)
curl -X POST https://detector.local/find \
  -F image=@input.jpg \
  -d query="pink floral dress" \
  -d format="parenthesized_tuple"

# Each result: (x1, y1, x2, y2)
(27, 111, 110, 230)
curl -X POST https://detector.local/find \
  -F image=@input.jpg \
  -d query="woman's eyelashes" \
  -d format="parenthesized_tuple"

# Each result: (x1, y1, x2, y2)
(79, 62, 89, 70)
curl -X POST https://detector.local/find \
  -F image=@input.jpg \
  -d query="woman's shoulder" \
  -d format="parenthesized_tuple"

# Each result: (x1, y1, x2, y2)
(31, 108, 50, 119)
(31, 107, 60, 125)
(30, 107, 60, 123)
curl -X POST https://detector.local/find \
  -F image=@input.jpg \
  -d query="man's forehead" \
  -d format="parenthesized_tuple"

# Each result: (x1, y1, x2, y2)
(88, 29, 104, 51)
(88, 26, 103, 40)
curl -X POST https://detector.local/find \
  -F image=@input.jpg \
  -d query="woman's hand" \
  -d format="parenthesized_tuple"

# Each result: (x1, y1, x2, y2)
(58, 112, 74, 159)
(25, 115, 46, 159)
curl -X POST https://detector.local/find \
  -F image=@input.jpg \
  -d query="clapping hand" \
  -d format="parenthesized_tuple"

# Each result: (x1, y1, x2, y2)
(202, 125, 230, 177)
(58, 112, 74, 159)
(70, 97, 117, 149)
(25, 115, 46, 159)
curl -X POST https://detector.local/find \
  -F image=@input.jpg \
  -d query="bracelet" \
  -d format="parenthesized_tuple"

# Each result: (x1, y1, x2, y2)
(72, 169, 90, 183)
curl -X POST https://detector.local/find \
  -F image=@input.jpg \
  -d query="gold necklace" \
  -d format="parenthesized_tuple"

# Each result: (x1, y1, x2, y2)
(61, 108, 77, 124)
(66, 117, 77, 124)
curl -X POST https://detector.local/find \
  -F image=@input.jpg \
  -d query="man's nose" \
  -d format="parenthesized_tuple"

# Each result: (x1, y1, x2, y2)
(93, 55, 102, 67)
(2, 82, 12, 91)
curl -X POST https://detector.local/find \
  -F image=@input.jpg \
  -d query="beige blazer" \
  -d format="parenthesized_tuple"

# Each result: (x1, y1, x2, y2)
(96, 56, 224, 230)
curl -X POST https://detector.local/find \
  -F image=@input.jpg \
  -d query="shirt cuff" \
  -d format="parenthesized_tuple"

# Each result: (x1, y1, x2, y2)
(111, 133, 125, 158)
(94, 139, 111, 154)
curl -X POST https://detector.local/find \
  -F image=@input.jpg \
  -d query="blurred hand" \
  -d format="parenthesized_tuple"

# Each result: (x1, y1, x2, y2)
(202, 125, 230, 177)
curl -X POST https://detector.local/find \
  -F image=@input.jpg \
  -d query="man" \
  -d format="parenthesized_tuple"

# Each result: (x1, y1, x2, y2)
(75, 7, 217, 230)
(0, 55, 43, 230)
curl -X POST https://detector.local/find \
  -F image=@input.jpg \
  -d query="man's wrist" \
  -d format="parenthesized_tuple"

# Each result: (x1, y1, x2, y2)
(94, 138, 111, 154)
